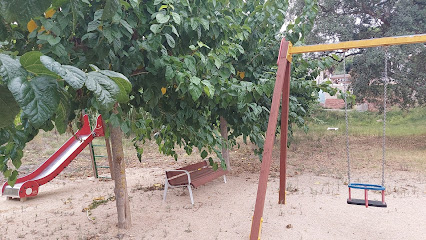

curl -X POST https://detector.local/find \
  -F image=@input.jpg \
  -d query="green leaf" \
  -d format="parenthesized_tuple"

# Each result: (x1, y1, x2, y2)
(212, 162, 218, 171)
(0, 130, 10, 145)
(214, 58, 222, 69)
(8, 76, 60, 128)
(54, 90, 71, 134)
(150, 24, 162, 34)
(20, 51, 59, 78)
(86, 72, 120, 109)
(201, 150, 208, 159)
(87, 20, 101, 32)
(190, 76, 201, 85)
(99, 70, 131, 93)
(109, 113, 120, 127)
(199, 19, 209, 30)
(0, 17, 8, 42)
(121, 120, 130, 134)
(52, 0, 68, 8)
(8, 170, 19, 187)
(40, 56, 86, 89)
(98, 70, 132, 103)
(189, 80, 202, 101)
(0, 85, 20, 129)
(129, 0, 139, 8)
(190, 18, 198, 30)
(120, 19, 134, 34)
(156, 13, 170, 24)
(0, 0, 51, 25)
(102, 0, 120, 21)
(170, 25, 179, 37)
(171, 12, 181, 25)
(4, 169, 12, 178)
(202, 80, 214, 97)
(184, 57, 196, 73)
(165, 65, 174, 81)
(11, 148, 23, 169)
(165, 33, 175, 48)
(47, 36, 61, 46)
(0, 54, 28, 84)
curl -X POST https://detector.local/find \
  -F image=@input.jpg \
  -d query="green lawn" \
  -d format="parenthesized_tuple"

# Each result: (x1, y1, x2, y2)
(306, 107, 426, 137)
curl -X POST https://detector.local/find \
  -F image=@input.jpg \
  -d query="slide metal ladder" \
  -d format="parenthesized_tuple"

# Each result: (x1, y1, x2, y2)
(87, 114, 113, 179)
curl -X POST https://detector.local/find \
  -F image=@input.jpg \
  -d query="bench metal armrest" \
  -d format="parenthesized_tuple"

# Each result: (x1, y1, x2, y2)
(165, 169, 191, 185)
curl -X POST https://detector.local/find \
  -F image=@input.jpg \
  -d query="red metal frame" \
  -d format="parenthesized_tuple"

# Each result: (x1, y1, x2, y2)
(2, 115, 104, 199)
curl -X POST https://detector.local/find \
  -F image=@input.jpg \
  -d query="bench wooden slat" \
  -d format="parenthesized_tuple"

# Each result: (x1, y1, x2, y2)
(191, 169, 227, 188)
(168, 168, 213, 186)
(166, 161, 208, 179)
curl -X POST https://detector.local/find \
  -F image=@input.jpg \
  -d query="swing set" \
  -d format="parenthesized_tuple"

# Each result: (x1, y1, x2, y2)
(342, 49, 388, 208)
(250, 34, 426, 240)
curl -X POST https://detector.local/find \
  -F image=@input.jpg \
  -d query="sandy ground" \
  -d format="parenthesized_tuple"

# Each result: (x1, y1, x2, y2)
(1, 130, 425, 240)
(1, 165, 425, 240)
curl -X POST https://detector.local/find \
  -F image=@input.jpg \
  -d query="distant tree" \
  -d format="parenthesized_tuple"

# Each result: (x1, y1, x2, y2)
(289, 0, 426, 108)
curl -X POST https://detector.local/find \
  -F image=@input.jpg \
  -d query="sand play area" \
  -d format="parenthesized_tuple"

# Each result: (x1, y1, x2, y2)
(1, 132, 425, 240)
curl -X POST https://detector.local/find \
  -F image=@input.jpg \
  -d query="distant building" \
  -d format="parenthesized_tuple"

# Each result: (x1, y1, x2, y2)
(316, 71, 351, 109)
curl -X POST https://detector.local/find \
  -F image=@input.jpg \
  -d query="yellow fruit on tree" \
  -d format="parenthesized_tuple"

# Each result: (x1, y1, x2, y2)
(45, 9, 56, 18)
(237, 71, 245, 79)
(27, 19, 38, 32)
(38, 26, 46, 33)
(161, 87, 167, 95)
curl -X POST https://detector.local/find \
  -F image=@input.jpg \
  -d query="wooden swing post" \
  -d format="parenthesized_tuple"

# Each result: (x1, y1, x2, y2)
(250, 39, 292, 240)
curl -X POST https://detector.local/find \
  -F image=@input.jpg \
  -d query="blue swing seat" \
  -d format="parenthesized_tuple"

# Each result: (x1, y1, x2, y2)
(347, 183, 387, 208)
(348, 183, 385, 191)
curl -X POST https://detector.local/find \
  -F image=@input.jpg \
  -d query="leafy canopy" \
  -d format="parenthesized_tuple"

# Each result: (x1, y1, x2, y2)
(1, 0, 336, 184)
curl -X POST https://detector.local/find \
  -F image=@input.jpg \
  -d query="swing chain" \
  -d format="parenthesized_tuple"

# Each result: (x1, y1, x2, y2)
(343, 51, 351, 184)
(382, 47, 389, 187)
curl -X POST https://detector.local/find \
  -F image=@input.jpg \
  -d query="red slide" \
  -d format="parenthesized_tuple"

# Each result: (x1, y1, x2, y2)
(1, 115, 105, 200)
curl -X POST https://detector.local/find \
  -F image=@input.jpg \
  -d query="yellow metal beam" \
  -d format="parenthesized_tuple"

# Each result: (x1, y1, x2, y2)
(289, 34, 426, 54)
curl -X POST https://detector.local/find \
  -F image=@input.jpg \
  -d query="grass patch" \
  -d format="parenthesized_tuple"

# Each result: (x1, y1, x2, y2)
(307, 107, 426, 137)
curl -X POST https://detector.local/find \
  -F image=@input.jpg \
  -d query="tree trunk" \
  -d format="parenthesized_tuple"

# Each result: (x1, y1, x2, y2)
(109, 122, 131, 229)
(220, 116, 231, 170)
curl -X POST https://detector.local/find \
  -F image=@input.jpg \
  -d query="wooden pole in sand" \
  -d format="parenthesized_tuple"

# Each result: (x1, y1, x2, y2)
(250, 39, 291, 240)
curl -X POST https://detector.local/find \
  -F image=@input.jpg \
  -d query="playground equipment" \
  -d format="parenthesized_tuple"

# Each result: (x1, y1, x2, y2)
(343, 50, 388, 208)
(89, 136, 113, 179)
(1, 115, 104, 201)
(250, 34, 426, 240)
(86, 114, 113, 179)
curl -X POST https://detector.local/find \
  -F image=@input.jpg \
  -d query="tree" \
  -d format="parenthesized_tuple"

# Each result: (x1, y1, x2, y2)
(0, 0, 134, 228)
(1, 0, 335, 229)
(290, 0, 426, 108)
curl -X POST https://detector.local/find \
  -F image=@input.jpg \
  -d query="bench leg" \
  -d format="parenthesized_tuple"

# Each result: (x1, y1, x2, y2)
(163, 180, 169, 202)
(223, 175, 227, 183)
(187, 185, 194, 205)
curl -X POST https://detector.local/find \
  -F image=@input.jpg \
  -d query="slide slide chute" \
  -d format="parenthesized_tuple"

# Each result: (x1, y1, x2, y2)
(2, 115, 104, 200)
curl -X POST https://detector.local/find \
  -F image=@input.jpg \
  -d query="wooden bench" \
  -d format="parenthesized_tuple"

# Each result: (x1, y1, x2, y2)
(163, 161, 228, 205)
